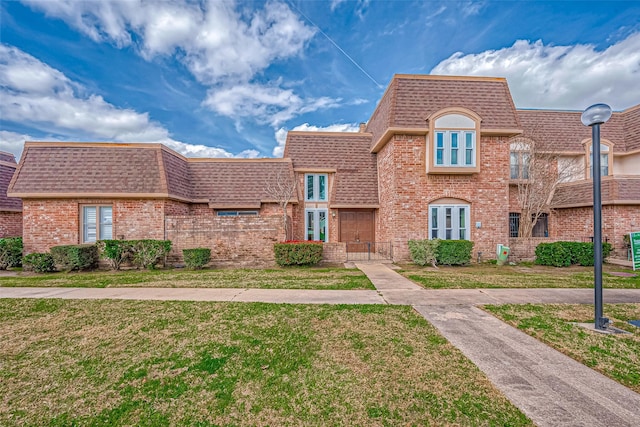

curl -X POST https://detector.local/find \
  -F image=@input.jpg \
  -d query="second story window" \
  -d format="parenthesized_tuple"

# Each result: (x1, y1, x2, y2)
(510, 151, 530, 179)
(435, 131, 476, 167)
(588, 143, 610, 178)
(305, 174, 328, 202)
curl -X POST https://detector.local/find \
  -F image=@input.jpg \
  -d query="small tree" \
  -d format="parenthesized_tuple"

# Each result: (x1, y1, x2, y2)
(264, 166, 297, 241)
(510, 131, 582, 238)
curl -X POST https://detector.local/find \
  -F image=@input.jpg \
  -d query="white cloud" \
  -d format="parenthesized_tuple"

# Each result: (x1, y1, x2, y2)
(21, 0, 321, 125)
(0, 44, 250, 159)
(272, 122, 360, 157)
(431, 33, 640, 110)
(203, 83, 341, 127)
(0, 131, 37, 160)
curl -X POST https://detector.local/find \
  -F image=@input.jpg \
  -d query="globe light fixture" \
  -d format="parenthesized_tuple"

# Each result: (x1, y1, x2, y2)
(581, 103, 612, 330)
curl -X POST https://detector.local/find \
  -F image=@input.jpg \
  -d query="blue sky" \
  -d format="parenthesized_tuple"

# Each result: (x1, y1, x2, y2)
(1, 0, 639, 160)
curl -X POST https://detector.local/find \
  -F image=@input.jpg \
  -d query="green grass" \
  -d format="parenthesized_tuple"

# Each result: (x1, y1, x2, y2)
(0, 299, 532, 426)
(0, 266, 374, 290)
(398, 263, 640, 289)
(484, 303, 640, 393)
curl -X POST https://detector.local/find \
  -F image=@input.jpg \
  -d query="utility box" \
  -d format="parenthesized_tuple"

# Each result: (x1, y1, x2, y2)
(497, 244, 510, 266)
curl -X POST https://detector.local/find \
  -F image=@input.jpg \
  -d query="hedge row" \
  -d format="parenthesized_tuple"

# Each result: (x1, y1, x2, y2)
(274, 241, 323, 266)
(408, 239, 474, 266)
(97, 240, 172, 270)
(535, 241, 613, 267)
(182, 248, 211, 269)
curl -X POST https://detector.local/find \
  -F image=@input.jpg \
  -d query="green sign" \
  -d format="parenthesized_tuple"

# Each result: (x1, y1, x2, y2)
(631, 232, 640, 271)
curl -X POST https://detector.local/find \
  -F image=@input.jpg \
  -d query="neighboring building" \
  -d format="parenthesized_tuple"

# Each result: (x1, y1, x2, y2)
(0, 151, 22, 238)
(7, 75, 640, 263)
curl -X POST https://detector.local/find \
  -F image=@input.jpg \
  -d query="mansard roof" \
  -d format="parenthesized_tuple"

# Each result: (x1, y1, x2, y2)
(8, 142, 295, 207)
(367, 74, 522, 151)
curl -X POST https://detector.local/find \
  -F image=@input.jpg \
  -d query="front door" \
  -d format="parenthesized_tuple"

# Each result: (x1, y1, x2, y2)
(339, 210, 375, 252)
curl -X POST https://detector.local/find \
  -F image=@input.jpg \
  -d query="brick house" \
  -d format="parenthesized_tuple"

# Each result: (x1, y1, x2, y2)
(0, 151, 22, 238)
(7, 75, 640, 263)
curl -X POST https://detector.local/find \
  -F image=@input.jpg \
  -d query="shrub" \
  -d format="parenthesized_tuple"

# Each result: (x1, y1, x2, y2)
(408, 239, 439, 266)
(436, 240, 474, 266)
(130, 240, 172, 270)
(23, 252, 56, 273)
(535, 241, 612, 267)
(274, 241, 323, 266)
(50, 244, 99, 271)
(183, 248, 211, 269)
(0, 237, 23, 269)
(97, 240, 133, 270)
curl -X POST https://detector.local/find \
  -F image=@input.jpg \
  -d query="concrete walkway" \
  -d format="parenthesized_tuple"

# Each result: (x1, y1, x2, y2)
(2, 263, 640, 426)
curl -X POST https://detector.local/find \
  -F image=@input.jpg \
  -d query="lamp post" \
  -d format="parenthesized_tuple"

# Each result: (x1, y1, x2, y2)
(581, 103, 612, 330)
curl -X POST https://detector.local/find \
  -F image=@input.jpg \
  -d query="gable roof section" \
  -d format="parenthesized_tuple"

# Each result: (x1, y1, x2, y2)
(8, 142, 295, 207)
(189, 159, 295, 208)
(0, 151, 21, 212)
(285, 132, 378, 206)
(517, 109, 628, 153)
(367, 75, 522, 152)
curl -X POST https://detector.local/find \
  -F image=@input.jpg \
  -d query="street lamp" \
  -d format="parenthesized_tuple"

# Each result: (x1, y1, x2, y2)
(581, 103, 612, 330)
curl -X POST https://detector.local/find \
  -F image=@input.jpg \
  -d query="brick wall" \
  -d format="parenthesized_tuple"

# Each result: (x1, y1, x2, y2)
(165, 214, 283, 267)
(377, 134, 511, 261)
(22, 199, 167, 254)
(0, 211, 22, 238)
(322, 242, 347, 263)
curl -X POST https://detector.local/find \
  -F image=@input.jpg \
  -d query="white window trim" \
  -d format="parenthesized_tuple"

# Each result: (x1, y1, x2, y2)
(304, 173, 328, 202)
(305, 208, 328, 242)
(81, 205, 113, 243)
(429, 204, 470, 240)
(434, 131, 476, 167)
(588, 143, 610, 178)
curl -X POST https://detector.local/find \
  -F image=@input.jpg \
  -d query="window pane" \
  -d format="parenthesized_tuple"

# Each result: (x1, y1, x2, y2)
(451, 149, 458, 165)
(99, 207, 113, 240)
(601, 154, 608, 176)
(431, 207, 438, 228)
(509, 213, 520, 238)
(307, 211, 314, 240)
(522, 153, 530, 179)
(436, 133, 444, 148)
(465, 132, 473, 148)
(459, 228, 466, 239)
(465, 133, 474, 166)
(510, 152, 519, 179)
(319, 211, 327, 242)
(83, 206, 97, 243)
(436, 149, 444, 165)
(445, 208, 452, 228)
(459, 208, 465, 228)
(318, 175, 326, 200)
(466, 148, 473, 166)
(451, 133, 458, 148)
(306, 175, 314, 200)
(446, 229, 452, 240)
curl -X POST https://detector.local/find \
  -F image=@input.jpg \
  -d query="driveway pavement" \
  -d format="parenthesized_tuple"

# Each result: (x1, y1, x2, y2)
(2, 263, 640, 426)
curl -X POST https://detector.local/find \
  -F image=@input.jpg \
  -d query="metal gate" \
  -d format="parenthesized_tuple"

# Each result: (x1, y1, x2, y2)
(345, 241, 392, 261)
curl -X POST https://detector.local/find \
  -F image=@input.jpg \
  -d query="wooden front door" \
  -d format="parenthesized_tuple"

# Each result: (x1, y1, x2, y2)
(339, 210, 375, 252)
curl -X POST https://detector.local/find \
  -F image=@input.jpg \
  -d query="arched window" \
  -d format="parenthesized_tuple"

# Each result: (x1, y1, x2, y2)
(427, 108, 481, 174)
(429, 199, 471, 240)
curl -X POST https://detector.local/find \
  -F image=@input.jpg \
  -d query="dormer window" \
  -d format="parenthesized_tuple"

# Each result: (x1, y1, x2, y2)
(427, 108, 481, 174)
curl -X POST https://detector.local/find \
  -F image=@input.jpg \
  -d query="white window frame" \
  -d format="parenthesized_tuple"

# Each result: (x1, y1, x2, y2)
(434, 131, 476, 167)
(81, 205, 113, 243)
(510, 151, 530, 179)
(429, 204, 470, 240)
(305, 208, 328, 242)
(305, 173, 328, 202)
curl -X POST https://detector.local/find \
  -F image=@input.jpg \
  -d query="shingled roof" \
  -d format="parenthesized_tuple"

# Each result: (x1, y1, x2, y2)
(8, 142, 295, 207)
(0, 151, 21, 212)
(516, 109, 628, 153)
(284, 132, 379, 206)
(366, 75, 522, 151)
(623, 105, 640, 152)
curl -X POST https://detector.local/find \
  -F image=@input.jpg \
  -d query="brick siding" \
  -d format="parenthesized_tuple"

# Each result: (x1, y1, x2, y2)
(0, 211, 22, 238)
(165, 214, 283, 267)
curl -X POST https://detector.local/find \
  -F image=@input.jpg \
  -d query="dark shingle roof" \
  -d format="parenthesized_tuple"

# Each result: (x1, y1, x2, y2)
(367, 75, 521, 150)
(0, 152, 21, 211)
(623, 105, 640, 152)
(517, 110, 627, 153)
(8, 143, 295, 207)
(285, 132, 378, 206)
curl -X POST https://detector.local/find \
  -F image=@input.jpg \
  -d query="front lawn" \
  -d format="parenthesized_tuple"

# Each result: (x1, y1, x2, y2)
(0, 267, 374, 290)
(399, 264, 640, 289)
(0, 299, 532, 426)
(484, 303, 640, 393)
